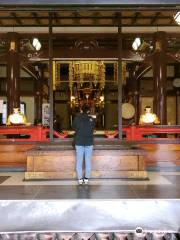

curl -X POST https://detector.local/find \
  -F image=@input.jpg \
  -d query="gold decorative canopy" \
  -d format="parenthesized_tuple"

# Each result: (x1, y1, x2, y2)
(70, 61, 105, 89)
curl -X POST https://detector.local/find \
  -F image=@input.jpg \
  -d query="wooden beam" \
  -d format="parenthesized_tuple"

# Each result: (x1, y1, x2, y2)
(10, 12, 22, 25)
(0, 0, 179, 11)
(31, 12, 41, 25)
(151, 12, 161, 24)
(0, 15, 175, 20)
(7, 32, 180, 40)
(131, 12, 141, 25)
(53, 12, 60, 24)
(72, 11, 81, 25)
(0, 23, 177, 27)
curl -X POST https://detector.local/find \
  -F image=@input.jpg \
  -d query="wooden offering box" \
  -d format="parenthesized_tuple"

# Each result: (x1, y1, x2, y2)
(25, 141, 147, 180)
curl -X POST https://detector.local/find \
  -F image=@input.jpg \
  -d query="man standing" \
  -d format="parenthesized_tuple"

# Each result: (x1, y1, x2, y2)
(72, 104, 95, 185)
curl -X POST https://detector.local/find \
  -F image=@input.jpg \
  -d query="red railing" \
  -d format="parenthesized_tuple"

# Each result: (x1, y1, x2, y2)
(0, 125, 179, 142)
(105, 125, 180, 141)
(0, 126, 68, 142)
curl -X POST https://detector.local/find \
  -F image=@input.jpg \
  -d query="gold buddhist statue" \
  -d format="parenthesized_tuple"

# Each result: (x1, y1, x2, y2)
(139, 106, 160, 125)
(7, 108, 27, 125)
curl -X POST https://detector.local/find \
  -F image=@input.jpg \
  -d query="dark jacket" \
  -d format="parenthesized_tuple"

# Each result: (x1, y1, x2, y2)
(72, 113, 95, 146)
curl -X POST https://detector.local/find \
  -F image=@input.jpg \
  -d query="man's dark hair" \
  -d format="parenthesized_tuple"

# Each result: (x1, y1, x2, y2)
(82, 104, 90, 114)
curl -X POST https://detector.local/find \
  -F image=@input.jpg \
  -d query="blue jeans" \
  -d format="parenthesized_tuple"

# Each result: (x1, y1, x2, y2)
(75, 145, 93, 179)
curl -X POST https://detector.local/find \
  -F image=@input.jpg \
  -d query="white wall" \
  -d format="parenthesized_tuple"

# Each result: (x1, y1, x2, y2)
(0, 66, 6, 77)
(20, 96, 35, 124)
(167, 96, 176, 125)
(143, 66, 174, 78)
(0, 96, 35, 123)
(140, 97, 153, 115)
(0, 66, 33, 78)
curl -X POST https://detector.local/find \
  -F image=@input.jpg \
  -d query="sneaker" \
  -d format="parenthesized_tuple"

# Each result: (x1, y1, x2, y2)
(83, 178, 89, 184)
(78, 179, 83, 185)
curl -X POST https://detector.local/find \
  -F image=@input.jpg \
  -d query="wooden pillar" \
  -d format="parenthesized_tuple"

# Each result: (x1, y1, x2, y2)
(127, 63, 140, 124)
(174, 64, 180, 125)
(118, 13, 122, 140)
(49, 13, 54, 140)
(6, 32, 20, 116)
(35, 66, 43, 123)
(153, 31, 167, 124)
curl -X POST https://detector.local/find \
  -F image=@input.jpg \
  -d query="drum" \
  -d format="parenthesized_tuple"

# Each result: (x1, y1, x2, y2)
(122, 103, 135, 119)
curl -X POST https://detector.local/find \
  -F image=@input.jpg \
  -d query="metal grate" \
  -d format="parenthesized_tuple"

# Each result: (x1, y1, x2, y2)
(0, 232, 180, 240)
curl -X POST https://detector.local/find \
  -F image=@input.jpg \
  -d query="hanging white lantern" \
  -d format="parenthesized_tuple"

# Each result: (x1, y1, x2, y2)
(174, 12, 180, 25)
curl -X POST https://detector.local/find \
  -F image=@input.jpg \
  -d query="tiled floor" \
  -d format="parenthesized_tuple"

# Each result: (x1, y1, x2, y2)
(0, 176, 10, 184)
(0, 171, 180, 199)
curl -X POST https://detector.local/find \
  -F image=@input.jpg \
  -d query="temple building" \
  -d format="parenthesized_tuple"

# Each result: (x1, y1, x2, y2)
(0, 0, 180, 237)
(0, 5, 180, 129)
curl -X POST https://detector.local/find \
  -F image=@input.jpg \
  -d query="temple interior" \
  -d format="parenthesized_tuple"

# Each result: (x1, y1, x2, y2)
(1, 33, 180, 129)
(0, 0, 180, 237)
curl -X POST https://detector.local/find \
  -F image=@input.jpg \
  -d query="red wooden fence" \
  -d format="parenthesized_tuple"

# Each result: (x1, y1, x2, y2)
(0, 125, 179, 142)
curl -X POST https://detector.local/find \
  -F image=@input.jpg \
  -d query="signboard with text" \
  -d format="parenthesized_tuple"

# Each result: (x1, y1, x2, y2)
(42, 103, 50, 126)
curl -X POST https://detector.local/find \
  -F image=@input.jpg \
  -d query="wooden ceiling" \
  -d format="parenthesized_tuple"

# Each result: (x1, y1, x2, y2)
(0, 10, 178, 27)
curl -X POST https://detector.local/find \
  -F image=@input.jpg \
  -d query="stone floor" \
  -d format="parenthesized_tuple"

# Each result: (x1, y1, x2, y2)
(0, 200, 180, 232)
(0, 171, 180, 233)
(0, 171, 180, 199)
